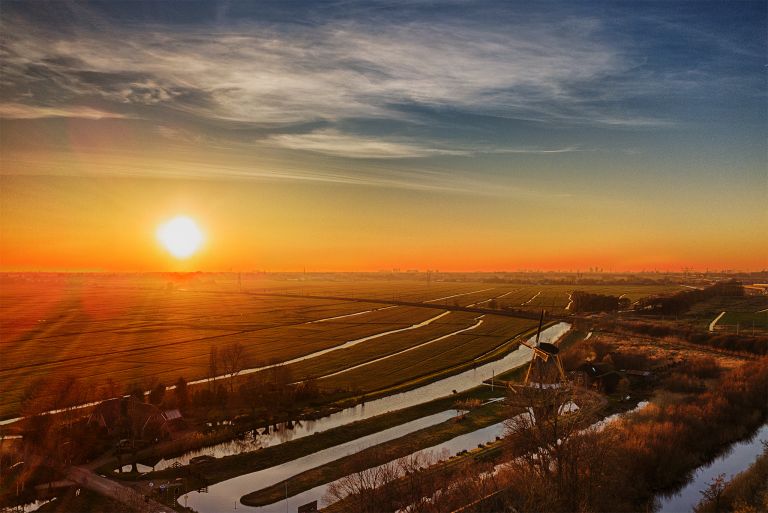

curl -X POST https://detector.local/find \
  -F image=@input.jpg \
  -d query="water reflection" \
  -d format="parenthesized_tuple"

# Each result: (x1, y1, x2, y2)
(150, 323, 569, 471)
(185, 419, 507, 513)
(183, 410, 459, 513)
(656, 423, 768, 513)
(181, 323, 570, 512)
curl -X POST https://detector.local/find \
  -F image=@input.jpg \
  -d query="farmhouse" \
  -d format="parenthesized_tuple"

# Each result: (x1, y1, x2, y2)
(87, 398, 178, 441)
(573, 362, 622, 393)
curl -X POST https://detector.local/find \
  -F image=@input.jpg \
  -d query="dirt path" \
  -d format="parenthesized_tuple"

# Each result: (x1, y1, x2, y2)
(709, 311, 726, 332)
(67, 466, 176, 512)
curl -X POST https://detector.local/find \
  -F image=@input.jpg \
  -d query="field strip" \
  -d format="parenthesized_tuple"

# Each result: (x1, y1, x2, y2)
(0, 305, 394, 375)
(183, 410, 459, 511)
(521, 290, 542, 305)
(424, 288, 495, 303)
(0, 328, 246, 374)
(0, 322, 566, 427)
(466, 289, 519, 308)
(709, 311, 726, 332)
(187, 311, 452, 386)
(316, 316, 486, 380)
(1, 312, 451, 425)
(307, 305, 397, 323)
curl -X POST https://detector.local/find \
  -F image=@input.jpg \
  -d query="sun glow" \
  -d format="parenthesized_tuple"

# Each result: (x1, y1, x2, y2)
(157, 216, 204, 259)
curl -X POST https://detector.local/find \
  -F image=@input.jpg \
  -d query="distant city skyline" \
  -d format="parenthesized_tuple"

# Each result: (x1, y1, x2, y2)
(1, 1, 765, 272)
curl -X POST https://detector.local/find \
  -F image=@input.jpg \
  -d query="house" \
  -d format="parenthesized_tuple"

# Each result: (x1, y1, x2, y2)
(88, 398, 173, 441)
(573, 362, 622, 393)
(623, 369, 656, 386)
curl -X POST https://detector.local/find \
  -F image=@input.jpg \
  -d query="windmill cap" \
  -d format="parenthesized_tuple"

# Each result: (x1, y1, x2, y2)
(538, 342, 560, 355)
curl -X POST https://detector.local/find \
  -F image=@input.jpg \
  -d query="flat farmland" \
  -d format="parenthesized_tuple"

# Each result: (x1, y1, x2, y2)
(496, 284, 687, 313)
(320, 314, 538, 392)
(0, 275, 687, 419)
(0, 276, 511, 419)
(283, 311, 480, 378)
(246, 280, 502, 304)
(720, 310, 768, 331)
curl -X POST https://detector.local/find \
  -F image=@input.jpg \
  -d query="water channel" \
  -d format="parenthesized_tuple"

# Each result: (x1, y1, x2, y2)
(184, 420, 507, 513)
(656, 423, 768, 513)
(179, 323, 570, 511)
(137, 323, 569, 472)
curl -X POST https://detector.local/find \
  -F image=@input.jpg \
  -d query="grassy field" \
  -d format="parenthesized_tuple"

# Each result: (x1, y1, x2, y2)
(0, 274, 684, 419)
(320, 315, 537, 391)
(681, 295, 768, 332)
(0, 276, 510, 419)
(720, 310, 768, 331)
(284, 311, 480, 378)
(494, 284, 687, 313)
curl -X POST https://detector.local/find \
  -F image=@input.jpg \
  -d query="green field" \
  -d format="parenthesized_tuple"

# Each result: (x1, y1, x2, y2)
(720, 310, 768, 331)
(495, 284, 686, 313)
(681, 295, 768, 332)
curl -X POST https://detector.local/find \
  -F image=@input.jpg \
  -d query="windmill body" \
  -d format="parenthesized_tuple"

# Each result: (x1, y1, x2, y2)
(521, 311, 566, 388)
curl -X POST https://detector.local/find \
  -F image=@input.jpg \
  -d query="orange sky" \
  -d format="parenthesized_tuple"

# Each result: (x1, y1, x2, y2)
(1, 168, 765, 272)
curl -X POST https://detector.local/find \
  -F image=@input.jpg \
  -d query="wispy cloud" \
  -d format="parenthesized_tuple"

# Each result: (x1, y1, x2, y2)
(0, 102, 127, 120)
(264, 130, 470, 159)
(0, 12, 672, 131)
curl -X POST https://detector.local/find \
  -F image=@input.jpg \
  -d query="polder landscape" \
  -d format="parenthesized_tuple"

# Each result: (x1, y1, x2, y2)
(1, 1, 767, 513)
(2, 271, 768, 513)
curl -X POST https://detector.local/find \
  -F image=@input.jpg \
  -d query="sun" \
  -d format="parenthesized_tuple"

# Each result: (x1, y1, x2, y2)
(157, 216, 204, 259)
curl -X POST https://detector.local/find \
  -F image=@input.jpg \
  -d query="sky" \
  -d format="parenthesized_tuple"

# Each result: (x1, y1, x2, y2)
(0, 0, 766, 272)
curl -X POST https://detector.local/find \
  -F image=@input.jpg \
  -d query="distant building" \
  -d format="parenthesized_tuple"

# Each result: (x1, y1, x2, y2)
(744, 284, 768, 295)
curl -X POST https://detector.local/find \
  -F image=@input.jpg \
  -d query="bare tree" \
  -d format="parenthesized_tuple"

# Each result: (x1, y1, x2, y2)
(208, 343, 219, 389)
(324, 449, 403, 512)
(221, 342, 248, 393)
(324, 449, 446, 512)
(502, 383, 629, 512)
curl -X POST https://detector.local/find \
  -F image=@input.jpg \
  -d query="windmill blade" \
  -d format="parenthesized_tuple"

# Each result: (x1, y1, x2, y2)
(534, 309, 545, 346)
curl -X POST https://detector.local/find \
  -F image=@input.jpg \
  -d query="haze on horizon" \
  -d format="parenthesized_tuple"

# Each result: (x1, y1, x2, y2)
(0, 0, 765, 273)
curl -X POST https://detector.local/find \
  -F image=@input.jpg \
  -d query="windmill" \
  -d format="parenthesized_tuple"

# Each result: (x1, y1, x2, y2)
(520, 310, 566, 388)
(507, 313, 604, 428)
